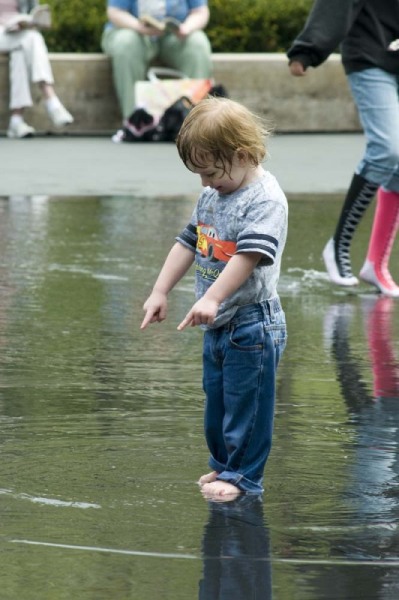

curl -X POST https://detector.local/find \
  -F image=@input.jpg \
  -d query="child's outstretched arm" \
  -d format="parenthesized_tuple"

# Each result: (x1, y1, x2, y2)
(178, 252, 261, 330)
(141, 242, 195, 330)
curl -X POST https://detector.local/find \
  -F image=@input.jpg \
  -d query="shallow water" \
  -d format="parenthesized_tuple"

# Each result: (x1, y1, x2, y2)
(0, 194, 399, 599)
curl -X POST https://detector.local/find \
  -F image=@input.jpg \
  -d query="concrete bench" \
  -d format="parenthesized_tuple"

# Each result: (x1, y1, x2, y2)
(0, 52, 361, 134)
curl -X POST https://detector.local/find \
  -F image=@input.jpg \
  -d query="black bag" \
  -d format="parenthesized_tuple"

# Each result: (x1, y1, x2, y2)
(112, 108, 159, 143)
(113, 97, 193, 143)
(112, 85, 228, 143)
(156, 96, 194, 142)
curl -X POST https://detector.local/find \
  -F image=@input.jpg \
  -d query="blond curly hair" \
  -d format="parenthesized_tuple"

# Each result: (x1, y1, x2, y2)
(176, 96, 271, 174)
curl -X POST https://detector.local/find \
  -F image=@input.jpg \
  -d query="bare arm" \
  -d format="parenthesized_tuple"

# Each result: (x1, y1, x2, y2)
(141, 243, 195, 329)
(178, 6, 209, 38)
(178, 252, 261, 330)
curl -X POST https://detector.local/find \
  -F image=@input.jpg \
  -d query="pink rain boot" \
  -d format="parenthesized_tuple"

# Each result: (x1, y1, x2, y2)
(359, 187, 399, 297)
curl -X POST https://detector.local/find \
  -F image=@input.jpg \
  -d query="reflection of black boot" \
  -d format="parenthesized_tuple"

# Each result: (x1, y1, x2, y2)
(323, 302, 371, 413)
(199, 496, 272, 600)
(323, 302, 354, 353)
(323, 173, 377, 286)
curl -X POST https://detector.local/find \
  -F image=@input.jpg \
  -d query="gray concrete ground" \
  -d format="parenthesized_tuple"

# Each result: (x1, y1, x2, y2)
(0, 133, 364, 197)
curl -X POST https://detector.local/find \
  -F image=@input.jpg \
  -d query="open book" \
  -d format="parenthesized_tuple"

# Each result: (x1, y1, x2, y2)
(139, 14, 180, 34)
(5, 4, 52, 32)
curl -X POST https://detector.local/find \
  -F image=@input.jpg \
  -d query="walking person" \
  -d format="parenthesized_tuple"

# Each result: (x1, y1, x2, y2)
(0, 0, 74, 139)
(141, 97, 288, 499)
(287, 0, 399, 297)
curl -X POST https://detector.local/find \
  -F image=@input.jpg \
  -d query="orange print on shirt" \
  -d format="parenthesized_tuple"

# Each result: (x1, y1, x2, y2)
(196, 223, 236, 263)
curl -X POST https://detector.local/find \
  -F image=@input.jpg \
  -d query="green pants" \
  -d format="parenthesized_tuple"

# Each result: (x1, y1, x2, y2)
(101, 28, 213, 119)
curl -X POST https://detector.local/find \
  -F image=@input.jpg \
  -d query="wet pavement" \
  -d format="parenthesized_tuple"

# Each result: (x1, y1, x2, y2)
(1, 136, 399, 599)
(0, 133, 364, 196)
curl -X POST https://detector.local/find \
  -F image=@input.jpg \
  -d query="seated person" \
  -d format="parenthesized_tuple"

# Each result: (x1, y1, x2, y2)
(0, 0, 74, 139)
(101, 0, 212, 122)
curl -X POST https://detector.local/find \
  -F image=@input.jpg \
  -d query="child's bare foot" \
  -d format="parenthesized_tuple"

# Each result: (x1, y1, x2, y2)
(201, 480, 242, 500)
(198, 471, 219, 486)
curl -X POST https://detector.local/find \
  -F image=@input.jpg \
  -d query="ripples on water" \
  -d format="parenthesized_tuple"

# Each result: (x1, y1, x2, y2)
(0, 195, 399, 599)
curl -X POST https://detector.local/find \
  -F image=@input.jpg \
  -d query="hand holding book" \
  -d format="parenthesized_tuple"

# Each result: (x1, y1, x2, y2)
(139, 15, 181, 34)
(5, 4, 51, 33)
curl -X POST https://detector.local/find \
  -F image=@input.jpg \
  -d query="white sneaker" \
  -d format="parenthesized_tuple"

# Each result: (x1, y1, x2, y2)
(7, 120, 35, 139)
(322, 238, 359, 286)
(48, 104, 74, 128)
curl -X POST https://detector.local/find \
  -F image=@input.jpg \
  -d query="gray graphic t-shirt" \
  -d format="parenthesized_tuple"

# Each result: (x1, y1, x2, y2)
(176, 169, 288, 328)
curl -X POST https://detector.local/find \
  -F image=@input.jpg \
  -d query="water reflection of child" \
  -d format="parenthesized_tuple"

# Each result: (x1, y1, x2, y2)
(141, 97, 288, 499)
(199, 495, 272, 599)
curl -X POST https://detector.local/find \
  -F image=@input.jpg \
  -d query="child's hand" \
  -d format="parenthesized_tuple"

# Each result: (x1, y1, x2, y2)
(140, 291, 168, 329)
(177, 297, 219, 330)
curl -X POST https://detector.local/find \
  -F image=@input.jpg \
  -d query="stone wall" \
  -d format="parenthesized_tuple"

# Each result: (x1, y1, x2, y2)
(0, 53, 361, 134)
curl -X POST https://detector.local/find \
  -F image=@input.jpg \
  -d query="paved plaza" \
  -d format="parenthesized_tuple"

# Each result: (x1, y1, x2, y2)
(0, 133, 364, 197)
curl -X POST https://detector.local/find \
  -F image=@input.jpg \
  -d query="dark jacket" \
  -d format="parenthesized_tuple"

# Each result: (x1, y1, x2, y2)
(287, 0, 399, 74)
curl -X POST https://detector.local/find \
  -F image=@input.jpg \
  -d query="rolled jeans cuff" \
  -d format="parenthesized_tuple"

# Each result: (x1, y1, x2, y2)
(209, 458, 264, 494)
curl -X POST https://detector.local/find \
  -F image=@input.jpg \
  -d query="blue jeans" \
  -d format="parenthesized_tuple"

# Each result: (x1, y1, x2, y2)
(348, 68, 399, 192)
(202, 298, 287, 493)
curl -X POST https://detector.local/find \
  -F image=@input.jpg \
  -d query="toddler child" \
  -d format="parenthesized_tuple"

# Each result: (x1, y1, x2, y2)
(141, 96, 288, 498)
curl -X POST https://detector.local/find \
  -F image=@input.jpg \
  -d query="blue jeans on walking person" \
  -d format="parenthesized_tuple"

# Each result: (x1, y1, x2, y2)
(202, 297, 287, 494)
(348, 68, 399, 192)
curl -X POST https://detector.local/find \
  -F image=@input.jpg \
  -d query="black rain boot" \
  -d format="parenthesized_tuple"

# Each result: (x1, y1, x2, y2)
(323, 173, 377, 286)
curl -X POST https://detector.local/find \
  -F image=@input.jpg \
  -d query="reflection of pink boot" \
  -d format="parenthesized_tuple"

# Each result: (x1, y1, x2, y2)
(359, 188, 399, 297)
(364, 296, 399, 398)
